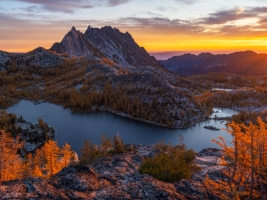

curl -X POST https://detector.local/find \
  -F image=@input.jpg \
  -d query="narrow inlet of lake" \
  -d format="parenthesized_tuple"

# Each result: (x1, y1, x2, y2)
(6, 100, 236, 154)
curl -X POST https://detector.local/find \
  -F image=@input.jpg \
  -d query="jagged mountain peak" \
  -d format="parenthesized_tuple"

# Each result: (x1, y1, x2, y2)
(67, 26, 82, 39)
(70, 26, 83, 36)
(85, 25, 135, 47)
(50, 26, 97, 57)
(84, 25, 160, 67)
(50, 25, 160, 67)
(87, 25, 120, 33)
(71, 26, 77, 31)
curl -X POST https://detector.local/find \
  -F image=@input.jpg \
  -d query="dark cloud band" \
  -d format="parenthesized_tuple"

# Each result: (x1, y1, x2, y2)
(12, 0, 131, 13)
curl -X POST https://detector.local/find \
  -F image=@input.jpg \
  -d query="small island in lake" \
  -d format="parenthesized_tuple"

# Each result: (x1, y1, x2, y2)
(203, 126, 220, 131)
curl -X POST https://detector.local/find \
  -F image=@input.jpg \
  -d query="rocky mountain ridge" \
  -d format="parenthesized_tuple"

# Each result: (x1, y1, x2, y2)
(51, 25, 160, 68)
(50, 27, 102, 59)
(0, 47, 66, 69)
(84, 26, 159, 67)
(0, 25, 160, 70)
(161, 51, 267, 76)
(0, 145, 224, 199)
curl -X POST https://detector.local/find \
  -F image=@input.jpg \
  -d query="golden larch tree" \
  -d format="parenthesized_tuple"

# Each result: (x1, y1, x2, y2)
(61, 143, 74, 168)
(0, 130, 25, 183)
(33, 140, 75, 178)
(42, 140, 62, 178)
(205, 117, 267, 200)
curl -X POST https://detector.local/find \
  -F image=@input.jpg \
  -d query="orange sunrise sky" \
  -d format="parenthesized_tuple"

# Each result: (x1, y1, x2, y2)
(1, 0, 267, 56)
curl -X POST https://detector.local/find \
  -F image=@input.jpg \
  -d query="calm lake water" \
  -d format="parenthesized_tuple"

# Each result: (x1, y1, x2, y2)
(7, 100, 236, 154)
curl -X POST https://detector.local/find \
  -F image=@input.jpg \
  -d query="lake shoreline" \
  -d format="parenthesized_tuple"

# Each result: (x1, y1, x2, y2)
(6, 99, 214, 130)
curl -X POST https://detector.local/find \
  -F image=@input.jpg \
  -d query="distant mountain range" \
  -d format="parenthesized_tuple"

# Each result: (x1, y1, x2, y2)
(149, 51, 241, 60)
(161, 51, 267, 76)
(150, 51, 204, 60)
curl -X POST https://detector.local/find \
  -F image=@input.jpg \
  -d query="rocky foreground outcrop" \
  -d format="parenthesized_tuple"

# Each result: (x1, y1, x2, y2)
(0, 146, 225, 199)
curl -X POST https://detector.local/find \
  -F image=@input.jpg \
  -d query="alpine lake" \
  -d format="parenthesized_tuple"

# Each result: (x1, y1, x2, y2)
(7, 100, 236, 154)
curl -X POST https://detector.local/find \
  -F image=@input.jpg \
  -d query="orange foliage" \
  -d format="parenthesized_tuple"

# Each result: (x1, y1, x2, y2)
(0, 131, 75, 182)
(30, 140, 75, 178)
(205, 117, 267, 199)
(0, 130, 24, 183)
